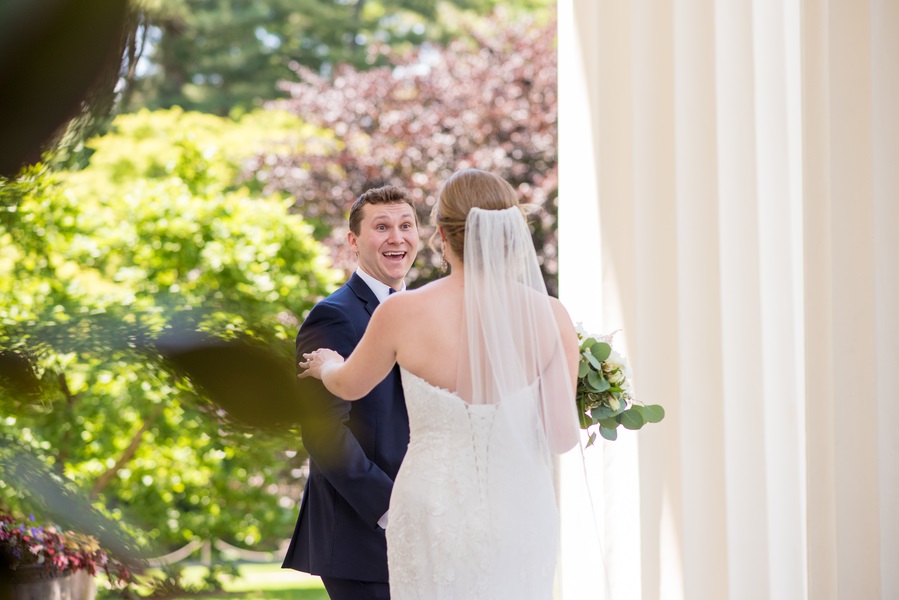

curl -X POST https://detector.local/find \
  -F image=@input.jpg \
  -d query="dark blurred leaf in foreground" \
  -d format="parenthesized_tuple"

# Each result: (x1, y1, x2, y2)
(157, 332, 303, 431)
(0, 0, 135, 176)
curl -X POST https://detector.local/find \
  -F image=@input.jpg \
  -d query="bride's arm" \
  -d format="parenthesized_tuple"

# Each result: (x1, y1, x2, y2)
(543, 298, 582, 453)
(298, 295, 402, 400)
(553, 300, 581, 390)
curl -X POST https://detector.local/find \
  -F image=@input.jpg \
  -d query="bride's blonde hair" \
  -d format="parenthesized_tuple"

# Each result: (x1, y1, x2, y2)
(431, 168, 527, 263)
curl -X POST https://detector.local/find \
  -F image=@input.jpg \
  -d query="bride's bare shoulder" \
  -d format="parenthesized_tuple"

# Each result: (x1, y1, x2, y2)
(547, 295, 572, 319)
(548, 296, 577, 338)
(379, 278, 453, 314)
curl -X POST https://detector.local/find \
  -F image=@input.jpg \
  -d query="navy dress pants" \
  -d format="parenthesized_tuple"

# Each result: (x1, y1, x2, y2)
(320, 576, 390, 600)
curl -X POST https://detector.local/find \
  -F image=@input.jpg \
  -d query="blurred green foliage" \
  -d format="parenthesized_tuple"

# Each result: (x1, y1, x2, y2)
(0, 108, 341, 552)
(127, 0, 556, 114)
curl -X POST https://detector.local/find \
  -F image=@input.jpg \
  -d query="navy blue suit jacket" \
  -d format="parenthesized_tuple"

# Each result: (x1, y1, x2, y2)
(282, 273, 409, 583)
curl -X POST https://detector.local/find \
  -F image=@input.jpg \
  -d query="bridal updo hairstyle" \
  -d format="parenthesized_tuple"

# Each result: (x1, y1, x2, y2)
(432, 168, 527, 263)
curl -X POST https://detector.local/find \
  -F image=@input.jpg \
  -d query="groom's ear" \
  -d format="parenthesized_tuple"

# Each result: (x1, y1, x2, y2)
(347, 230, 359, 254)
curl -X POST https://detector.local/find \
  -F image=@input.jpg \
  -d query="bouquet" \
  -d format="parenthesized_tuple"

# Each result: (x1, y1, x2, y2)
(575, 326, 664, 446)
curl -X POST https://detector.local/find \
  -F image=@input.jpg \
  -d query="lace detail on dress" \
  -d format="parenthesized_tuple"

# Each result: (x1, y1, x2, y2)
(387, 369, 559, 600)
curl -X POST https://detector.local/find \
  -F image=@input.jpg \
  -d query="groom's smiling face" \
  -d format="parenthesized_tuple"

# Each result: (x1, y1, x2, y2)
(348, 202, 419, 290)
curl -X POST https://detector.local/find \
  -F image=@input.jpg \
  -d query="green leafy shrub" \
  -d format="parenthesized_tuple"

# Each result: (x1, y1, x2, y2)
(0, 109, 340, 552)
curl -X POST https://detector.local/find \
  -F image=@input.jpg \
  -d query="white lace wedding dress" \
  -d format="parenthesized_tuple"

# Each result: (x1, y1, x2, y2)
(386, 368, 559, 600)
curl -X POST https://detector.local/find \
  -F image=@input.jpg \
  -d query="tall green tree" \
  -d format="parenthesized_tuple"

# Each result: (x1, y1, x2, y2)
(127, 0, 554, 114)
(0, 109, 341, 550)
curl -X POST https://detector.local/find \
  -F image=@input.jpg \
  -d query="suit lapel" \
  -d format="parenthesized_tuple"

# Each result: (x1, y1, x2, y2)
(346, 272, 380, 316)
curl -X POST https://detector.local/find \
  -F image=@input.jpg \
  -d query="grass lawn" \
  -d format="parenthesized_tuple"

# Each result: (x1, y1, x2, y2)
(101, 562, 328, 599)
(225, 563, 328, 600)
(220, 563, 327, 599)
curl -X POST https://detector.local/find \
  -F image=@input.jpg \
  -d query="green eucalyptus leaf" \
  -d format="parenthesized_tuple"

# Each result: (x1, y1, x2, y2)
(578, 360, 590, 379)
(588, 341, 611, 362)
(586, 370, 610, 393)
(591, 405, 615, 420)
(578, 409, 591, 429)
(583, 350, 602, 370)
(618, 408, 645, 430)
(637, 404, 666, 423)
(591, 403, 623, 419)
(599, 426, 618, 441)
(599, 417, 619, 430)
(586, 432, 597, 447)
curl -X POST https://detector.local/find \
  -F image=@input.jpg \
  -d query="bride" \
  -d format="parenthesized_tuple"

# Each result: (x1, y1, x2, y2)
(299, 168, 583, 599)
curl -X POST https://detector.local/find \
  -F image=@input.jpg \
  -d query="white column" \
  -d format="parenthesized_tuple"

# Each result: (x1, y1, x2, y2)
(828, 1, 880, 597)
(753, 1, 808, 598)
(871, 0, 899, 597)
(558, 0, 603, 330)
(630, 1, 682, 599)
(558, 2, 610, 599)
(804, 0, 882, 597)
(799, 0, 838, 598)
(590, 1, 641, 596)
(714, 1, 771, 598)
(673, 1, 729, 599)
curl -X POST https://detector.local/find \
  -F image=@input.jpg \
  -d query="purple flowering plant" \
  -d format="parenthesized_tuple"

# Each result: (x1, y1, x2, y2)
(0, 512, 132, 585)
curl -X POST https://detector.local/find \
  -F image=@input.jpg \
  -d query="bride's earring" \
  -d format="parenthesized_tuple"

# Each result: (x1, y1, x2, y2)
(440, 251, 447, 273)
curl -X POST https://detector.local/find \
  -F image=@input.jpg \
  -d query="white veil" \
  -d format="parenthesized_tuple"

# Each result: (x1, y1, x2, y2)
(456, 206, 580, 452)
(455, 206, 609, 599)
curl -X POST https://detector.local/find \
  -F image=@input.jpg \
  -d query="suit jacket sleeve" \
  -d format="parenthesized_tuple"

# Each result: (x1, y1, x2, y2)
(296, 301, 395, 527)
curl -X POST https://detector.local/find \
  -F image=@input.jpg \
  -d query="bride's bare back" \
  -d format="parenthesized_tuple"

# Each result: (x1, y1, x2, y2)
(381, 272, 579, 400)
(299, 270, 578, 408)
(389, 275, 466, 393)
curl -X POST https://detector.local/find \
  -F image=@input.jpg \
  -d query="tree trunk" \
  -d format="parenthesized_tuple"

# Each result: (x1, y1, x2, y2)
(90, 404, 164, 499)
(350, 0, 367, 50)
(56, 372, 77, 473)
(119, 14, 150, 112)
(156, 19, 187, 107)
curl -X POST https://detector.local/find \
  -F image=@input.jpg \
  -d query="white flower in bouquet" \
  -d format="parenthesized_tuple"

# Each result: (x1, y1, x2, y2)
(607, 396, 621, 412)
(607, 369, 626, 387)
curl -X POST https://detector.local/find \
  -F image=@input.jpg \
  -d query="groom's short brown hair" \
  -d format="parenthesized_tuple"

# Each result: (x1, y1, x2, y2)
(349, 185, 417, 235)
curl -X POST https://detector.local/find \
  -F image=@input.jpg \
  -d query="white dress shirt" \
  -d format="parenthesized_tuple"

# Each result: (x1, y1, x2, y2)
(355, 267, 405, 302)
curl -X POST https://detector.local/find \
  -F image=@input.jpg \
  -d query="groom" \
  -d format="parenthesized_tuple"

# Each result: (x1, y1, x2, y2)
(282, 185, 419, 600)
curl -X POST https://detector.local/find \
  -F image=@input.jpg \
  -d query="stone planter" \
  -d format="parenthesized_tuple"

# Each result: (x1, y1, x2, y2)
(1, 565, 96, 600)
